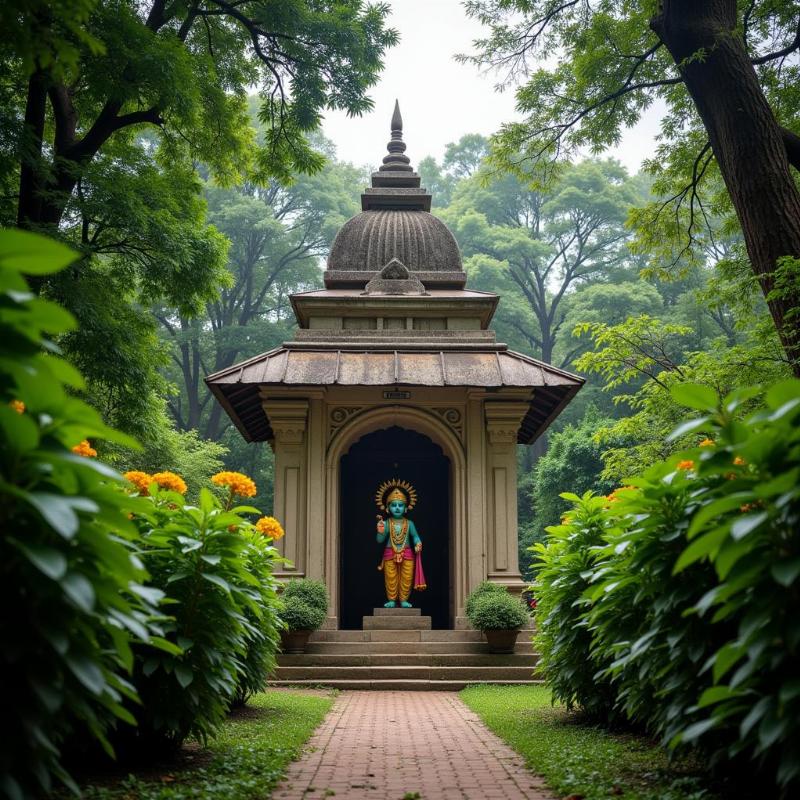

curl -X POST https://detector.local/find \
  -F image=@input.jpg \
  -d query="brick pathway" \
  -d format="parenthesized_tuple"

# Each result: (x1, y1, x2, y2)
(272, 691, 554, 800)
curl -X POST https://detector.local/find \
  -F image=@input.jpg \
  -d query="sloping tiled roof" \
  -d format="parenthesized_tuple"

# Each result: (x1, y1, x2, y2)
(206, 347, 583, 445)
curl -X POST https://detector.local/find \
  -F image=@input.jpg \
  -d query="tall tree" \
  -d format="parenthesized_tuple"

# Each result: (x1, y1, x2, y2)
(158, 151, 363, 440)
(463, 0, 800, 373)
(445, 159, 639, 365)
(4, 0, 396, 230)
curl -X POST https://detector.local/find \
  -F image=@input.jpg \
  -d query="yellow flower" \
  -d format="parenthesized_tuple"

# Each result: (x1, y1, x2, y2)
(72, 439, 97, 458)
(733, 456, 746, 466)
(677, 459, 694, 471)
(255, 516, 285, 540)
(739, 501, 762, 513)
(152, 471, 187, 494)
(699, 438, 715, 447)
(9, 400, 25, 414)
(212, 471, 257, 498)
(605, 485, 635, 505)
(124, 470, 153, 495)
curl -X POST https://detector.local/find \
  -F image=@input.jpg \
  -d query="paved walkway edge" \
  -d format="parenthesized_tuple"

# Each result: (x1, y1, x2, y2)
(273, 690, 554, 800)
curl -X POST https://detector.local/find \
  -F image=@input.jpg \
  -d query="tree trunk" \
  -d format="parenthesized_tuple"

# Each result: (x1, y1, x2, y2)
(17, 71, 48, 227)
(651, 0, 800, 375)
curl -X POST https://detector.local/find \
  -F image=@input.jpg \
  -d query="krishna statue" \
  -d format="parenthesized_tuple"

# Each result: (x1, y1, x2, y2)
(375, 479, 427, 608)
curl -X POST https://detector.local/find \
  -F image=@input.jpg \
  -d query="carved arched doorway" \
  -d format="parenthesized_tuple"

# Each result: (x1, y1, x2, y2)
(339, 426, 451, 629)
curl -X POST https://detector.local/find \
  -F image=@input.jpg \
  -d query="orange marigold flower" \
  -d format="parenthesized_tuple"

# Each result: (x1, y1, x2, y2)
(739, 501, 762, 513)
(733, 456, 746, 466)
(152, 471, 187, 494)
(9, 400, 25, 414)
(677, 459, 695, 471)
(124, 470, 153, 495)
(255, 516, 285, 540)
(699, 438, 715, 447)
(72, 439, 97, 458)
(212, 470, 257, 498)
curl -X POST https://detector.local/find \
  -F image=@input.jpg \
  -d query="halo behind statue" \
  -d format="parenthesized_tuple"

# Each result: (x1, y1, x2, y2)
(375, 478, 417, 512)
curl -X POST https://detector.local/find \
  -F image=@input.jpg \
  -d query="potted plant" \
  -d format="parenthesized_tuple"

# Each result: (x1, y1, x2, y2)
(279, 578, 328, 653)
(465, 586, 529, 654)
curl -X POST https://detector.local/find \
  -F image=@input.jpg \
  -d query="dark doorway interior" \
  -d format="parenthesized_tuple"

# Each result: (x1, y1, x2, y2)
(339, 426, 450, 630)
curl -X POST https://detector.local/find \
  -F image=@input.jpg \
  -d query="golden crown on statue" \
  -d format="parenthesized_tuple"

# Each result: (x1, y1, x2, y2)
(374, 478, 418, 511)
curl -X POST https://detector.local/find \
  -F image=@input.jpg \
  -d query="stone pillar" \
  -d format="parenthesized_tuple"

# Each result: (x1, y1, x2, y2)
(304, 391, 327, 583)
(484, 401, 530, 593)
(262, 398, 309, 578)
(463, 390, 487, 610)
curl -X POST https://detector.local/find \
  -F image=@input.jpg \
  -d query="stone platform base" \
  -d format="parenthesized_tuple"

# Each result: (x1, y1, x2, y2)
(269, 608, 541, 691)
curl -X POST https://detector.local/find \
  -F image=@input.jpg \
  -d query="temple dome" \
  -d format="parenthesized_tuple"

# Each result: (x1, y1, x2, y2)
(324, 101, 467, 288)
(328, 209, 462, 273)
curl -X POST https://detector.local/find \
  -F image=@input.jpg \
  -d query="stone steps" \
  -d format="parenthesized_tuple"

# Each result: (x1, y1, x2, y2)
(268, 678, 545, 691)
(309, 629, 488, 642)
(279, 653, 538, 667)
(269, 608, 541, 691)
(305, 641, 535, 654)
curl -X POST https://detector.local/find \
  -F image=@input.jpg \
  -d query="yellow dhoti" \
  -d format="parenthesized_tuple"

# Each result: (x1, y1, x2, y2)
(383, 553, 414, 601)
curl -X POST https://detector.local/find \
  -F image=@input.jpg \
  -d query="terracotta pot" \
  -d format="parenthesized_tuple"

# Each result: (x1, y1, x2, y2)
(280, 629, 312, 654)
(483, 628, 520, 654)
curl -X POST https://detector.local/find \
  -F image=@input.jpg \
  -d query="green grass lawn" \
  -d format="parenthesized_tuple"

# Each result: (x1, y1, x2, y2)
(80, 690, 334, 800)
(461, 685, 719, 800)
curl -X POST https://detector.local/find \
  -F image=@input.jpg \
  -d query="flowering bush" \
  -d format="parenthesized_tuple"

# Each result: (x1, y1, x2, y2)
(212, 470, 257, 500)
(151, 470, 187, 494)
(255, 515, 285, 540)
(531, 380, 800, 793)
(116, 481, 282, 752)
(0, 231, 169, 796)
(233, 527, 284, 706)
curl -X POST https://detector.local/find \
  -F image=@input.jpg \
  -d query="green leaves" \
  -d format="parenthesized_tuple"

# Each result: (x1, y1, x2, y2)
(669, 383, 719, 412)
(533, 377, 800, 792)
(0, 229, 78, 274)
(0, 231, 164, 797)
(123, 481, 283, 746)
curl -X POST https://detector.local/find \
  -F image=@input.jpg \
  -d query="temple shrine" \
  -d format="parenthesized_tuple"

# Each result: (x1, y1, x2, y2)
(206, 103, 582, 634)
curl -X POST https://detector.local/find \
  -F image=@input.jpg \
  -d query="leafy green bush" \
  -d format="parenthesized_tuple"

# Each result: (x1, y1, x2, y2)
(532, 379, 800, 793)
(118, 484, 281, 753)
(233, 529, 283, 706)
(585, 472, 732, 743)
(666, 381, 800, 788)
(282, 578, 328, 614)
(467, 590, 528, 631)
(0, 231, 167, 798)
(464, 580, 507, 618)
(281, 599, 327, 632)
(531, 493, 620, 721)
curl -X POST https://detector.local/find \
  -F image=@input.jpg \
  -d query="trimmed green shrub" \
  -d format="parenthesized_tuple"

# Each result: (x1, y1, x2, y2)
(283, 577, 329, 614)
(531, 493, 621, 721)
(468, 592, 529, 631)
(119, 484, 281, 753)
(464, 580, 507, 618)
(0, 231, 167, 798)
(281, 599, 327, 632)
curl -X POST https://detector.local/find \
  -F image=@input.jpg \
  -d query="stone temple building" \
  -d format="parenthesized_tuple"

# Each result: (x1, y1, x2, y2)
(206, 103, 582, 634)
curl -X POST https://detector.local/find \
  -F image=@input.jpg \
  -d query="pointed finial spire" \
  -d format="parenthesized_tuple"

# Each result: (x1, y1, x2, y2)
(380, 99, 412, 172)
(391, 99, 403, 133)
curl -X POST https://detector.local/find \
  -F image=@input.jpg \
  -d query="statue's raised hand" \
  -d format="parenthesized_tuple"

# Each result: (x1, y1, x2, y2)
(376, 517, 385, 534)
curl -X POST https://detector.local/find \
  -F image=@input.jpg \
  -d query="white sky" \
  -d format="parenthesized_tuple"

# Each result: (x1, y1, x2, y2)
(322, 0, 662, 175)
